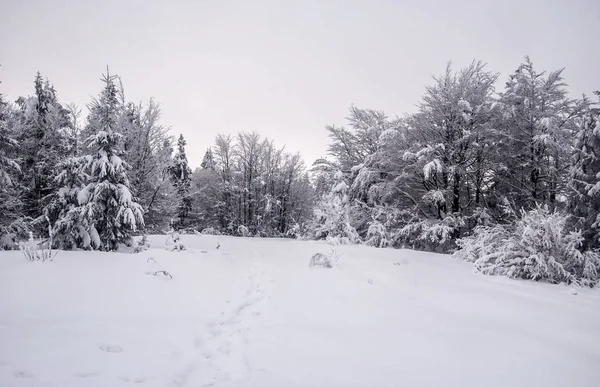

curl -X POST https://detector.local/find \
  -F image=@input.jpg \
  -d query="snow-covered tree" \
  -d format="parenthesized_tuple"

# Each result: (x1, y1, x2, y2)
(405, 61, 499, 219)
(326, 106, 392, 172)
(495, 57, 583, 208)
(569, 92, 600, 249)
(169, 134, 192, 228)
(119, 98, 174, 229)
(342, 62, 499, 250)
(14, 73, 71, 225)
(47, 157, 95, 249)
(76, 70, 144, 251)
(312, 170, 360, 244)
(201, 148, 216, 170)
(0, 90, 20, 186)
(0, 88, 26, 249)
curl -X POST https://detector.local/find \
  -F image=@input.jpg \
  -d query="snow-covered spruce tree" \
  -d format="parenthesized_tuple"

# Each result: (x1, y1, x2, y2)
(14, 73, 71, 227)
(45, 157, 95, 249)
(312, 170, 360, 244)
(454, 205, 600, 286)
(169, 134, 192, 229)
(0, 89, 27, 249)
(201, 148, 216, 170)
(0, 90, 20, 188)
(569, 93, 600, 250)
(76, 70, 144, 251)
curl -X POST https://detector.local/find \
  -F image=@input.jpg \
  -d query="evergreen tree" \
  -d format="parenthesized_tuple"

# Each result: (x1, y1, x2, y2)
(0, 88, 26, 248)
(48, 157, 93, 249)
(15, 73, 71, 226)
(75, 70, 144, 251)
(569, 92, 600, 249)
(0, 90, 20, 185)
(169, 134, 192, 228)
(201, 148, 216, 170)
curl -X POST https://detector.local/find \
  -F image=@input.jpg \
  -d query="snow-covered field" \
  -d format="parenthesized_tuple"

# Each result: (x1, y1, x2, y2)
(1, 235, 599, 387)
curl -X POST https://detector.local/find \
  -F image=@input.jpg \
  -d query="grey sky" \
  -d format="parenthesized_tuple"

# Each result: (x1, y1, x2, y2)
(1, 0, 599, 168)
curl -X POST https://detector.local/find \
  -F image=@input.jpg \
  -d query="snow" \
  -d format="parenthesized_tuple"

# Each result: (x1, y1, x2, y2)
(423, 158, 442, 180)
(1, 235, 599, 387)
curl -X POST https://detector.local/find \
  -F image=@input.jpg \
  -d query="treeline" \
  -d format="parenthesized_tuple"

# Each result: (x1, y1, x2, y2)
(0, 69, 315, 250)
(309, 58, 600, 285)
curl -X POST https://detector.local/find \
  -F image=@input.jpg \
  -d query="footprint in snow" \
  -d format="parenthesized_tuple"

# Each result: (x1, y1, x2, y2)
(99, 344, 123, 353)
(73, 370, 101, 378)
(120, 375, 152, 383)
(14, 370, 35, 378)
(0, 361, 8, 367)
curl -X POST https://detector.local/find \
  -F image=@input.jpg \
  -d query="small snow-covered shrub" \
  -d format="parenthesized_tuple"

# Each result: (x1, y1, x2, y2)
(201, 227, 221, 235)
(454, 223, 509, 263)
(20, 232, 56, 262)
(237, 225, 250, 237)
(326, 236, 341, 246)
(309, 248, 341, 268)
(179, 227, 198, 235)
(165, 229, 186, 252)
(285, 223, 302, 239)
(364, 219, 390, 248)
(455, 205, 600, 286)
(394, 215, 463, 252)
(309, 253, 332, 268)
(0, 218, 30, 250)
(132, 234, 150, 254)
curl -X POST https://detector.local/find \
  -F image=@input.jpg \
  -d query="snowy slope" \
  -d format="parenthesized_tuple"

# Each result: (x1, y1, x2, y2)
(1, 235, 599, 387)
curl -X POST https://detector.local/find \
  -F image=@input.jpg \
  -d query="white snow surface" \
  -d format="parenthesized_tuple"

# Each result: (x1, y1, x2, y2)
(1, 235, 599, 387)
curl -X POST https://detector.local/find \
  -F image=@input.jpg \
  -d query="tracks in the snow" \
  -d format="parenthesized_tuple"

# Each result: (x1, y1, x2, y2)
(171, 249, 270, 387)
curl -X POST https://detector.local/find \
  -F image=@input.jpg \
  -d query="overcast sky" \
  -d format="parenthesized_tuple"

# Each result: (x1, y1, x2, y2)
(1, 0, 599, 168)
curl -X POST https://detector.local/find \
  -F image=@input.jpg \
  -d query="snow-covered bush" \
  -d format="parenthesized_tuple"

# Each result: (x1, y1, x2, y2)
(309, 248, 341, 268)
(201, 227, 221, 235)
(0, 218, 30, 250)
(364, 219, 390, 248)
(394, 215, 463, 252)
(325, 235, 341, 246)
(165, 229, 186, 252)
(20, 231, 56, 262)
(237, 225, 250, 237)
(132, 234, 151, 254)
(309, 253, 332, 268)
(455, 205, 600, 286)
(285, 223, 302, 239)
